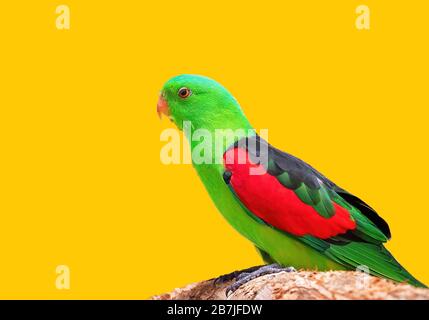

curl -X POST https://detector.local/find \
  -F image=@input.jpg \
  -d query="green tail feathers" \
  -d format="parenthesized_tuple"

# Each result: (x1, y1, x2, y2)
(297, 234, 426, 287)
(328, 242, 427, 288)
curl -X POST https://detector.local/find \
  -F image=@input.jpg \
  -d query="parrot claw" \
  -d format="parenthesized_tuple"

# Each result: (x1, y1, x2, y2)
(213, 265, 265, 285)
(225, 264, 296, 297)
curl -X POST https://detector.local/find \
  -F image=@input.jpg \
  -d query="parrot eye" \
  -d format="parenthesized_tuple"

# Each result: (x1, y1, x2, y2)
(178, 87, 192, 99)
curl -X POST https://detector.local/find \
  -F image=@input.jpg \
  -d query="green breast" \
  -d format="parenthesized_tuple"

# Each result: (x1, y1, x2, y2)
(193, 162, 344, 271)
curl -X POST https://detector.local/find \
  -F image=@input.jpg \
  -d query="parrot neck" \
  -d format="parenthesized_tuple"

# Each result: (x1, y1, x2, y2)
(188, 98, 254, 137)
(186, 110, 255, 165)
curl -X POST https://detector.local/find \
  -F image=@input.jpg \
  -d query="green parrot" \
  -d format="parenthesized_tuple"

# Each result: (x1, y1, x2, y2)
(157, 74, 426, 290)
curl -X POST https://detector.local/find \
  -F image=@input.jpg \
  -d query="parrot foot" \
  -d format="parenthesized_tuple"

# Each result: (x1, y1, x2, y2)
(225, 264, 296, 297)
(213, 265, 266, 285)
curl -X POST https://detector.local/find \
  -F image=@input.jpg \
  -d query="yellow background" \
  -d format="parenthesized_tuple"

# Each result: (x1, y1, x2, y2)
(0, 1, 428, 299)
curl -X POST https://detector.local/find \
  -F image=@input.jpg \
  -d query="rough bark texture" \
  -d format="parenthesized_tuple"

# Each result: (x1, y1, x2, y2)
(153, 269, 429, 300)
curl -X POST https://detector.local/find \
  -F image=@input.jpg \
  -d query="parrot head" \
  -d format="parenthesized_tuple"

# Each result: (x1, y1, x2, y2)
(157, 74, 251, 131)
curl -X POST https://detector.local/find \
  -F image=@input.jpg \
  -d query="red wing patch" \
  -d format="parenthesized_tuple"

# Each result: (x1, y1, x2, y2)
(223, 147, 356, 239)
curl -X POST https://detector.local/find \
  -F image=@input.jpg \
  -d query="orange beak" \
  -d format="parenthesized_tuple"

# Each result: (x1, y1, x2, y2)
(157, 94, 170, 119)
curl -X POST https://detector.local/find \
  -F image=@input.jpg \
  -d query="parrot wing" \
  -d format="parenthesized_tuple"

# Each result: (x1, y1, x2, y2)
(222, 135, 425, 287)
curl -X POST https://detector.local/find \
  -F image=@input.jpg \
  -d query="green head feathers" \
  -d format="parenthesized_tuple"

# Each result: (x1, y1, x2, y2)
(157, 74, 251, 131)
